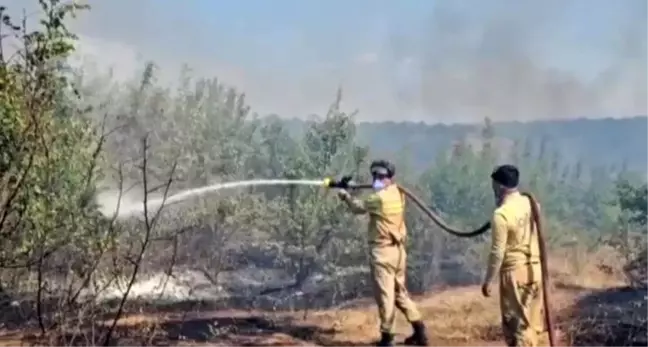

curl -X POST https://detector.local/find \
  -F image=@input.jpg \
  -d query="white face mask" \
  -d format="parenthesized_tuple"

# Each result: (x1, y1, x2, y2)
(372, 179, 386, 191)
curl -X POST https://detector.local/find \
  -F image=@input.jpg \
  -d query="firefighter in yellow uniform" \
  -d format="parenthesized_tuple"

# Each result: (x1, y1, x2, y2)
(337, 160, 429, 347)
(482, 165, 544, 347)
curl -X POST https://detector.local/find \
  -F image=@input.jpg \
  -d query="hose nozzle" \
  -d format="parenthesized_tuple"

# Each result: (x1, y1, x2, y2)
(322, 176, 372, 189)
(322, 176, 350, 188)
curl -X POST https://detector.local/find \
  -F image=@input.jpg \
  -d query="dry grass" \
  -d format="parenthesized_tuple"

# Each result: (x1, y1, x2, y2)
(299, 284, 581, 345)
(0, 247, 640, 346)
(550, 245, 627, 290)
(305, 247, 627, 344)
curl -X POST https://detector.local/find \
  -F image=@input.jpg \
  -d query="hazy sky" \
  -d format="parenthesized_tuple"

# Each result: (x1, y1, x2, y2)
(4, 0, 648, 123)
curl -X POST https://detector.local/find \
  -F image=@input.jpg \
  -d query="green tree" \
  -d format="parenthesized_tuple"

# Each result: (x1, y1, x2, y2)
(264, 90, 371, 304)
(0, 0, 101, 268)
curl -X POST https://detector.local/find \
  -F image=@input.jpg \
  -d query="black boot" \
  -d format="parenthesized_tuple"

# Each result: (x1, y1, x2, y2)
(404, 321, 429, 346)
(376, 332, 395, 346)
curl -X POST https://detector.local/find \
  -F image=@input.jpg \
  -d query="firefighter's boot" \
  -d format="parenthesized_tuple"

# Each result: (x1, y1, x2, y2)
(376, 332, 395, 346)
(404, 321, 429, 346)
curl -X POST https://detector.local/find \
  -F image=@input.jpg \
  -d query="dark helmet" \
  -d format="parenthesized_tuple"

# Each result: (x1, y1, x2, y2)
(370, 159, 396, 178)
(490, 164, 519, 188)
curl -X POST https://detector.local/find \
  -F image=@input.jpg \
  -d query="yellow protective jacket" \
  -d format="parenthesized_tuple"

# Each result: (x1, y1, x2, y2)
(344, 184, 407, 247)
(484, 191, 542, 284)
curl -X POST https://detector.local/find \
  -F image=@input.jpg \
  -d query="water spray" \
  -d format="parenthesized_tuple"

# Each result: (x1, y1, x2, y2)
(102, 179, 327, 219)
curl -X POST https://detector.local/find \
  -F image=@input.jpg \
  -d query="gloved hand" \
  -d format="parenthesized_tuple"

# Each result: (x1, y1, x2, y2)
(337, 189, 351, 201)
(339, 175, 353, 189)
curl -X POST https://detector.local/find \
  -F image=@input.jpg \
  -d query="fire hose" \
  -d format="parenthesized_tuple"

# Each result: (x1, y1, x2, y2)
(323, 177, 557, 347)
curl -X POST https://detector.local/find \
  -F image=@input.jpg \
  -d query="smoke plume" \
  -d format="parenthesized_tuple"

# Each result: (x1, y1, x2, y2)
(3, 0, 646, 123)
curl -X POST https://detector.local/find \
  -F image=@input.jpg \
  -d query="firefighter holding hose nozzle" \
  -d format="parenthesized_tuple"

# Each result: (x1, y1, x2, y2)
(337, 160, 429, 347)
(483, 165, 545, 347)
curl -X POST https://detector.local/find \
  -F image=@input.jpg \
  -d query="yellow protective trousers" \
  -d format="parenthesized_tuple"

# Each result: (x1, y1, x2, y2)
(499, 264, 544, 347)
(369, 243, 422, 334)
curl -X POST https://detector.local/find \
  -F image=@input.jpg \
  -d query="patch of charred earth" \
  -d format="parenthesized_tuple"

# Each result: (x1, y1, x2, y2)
(564, 285, 647, 346)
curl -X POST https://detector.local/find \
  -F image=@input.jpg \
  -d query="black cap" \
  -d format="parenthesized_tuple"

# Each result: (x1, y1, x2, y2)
(491, 164, 519, 188)
(370, 159, 396, 178)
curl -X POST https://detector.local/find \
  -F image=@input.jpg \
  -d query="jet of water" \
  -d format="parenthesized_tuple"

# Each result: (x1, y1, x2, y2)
(100, 179, 326, 219)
